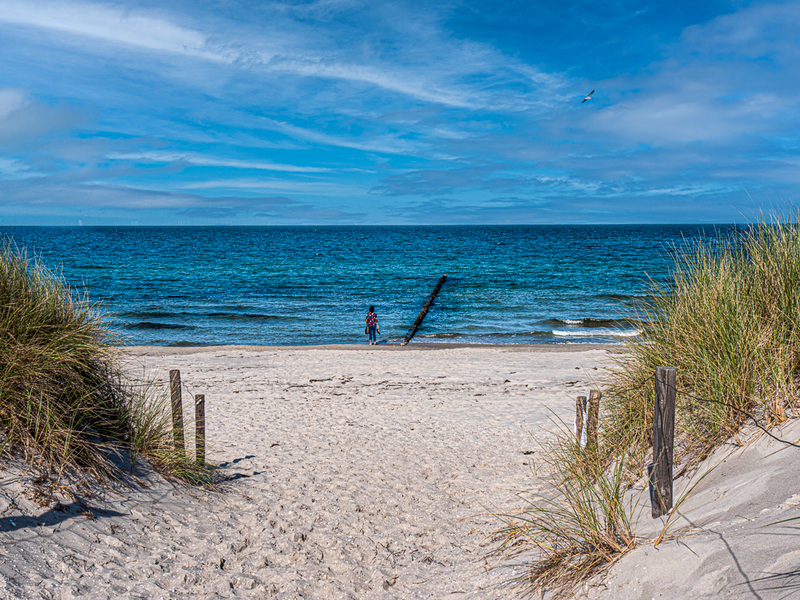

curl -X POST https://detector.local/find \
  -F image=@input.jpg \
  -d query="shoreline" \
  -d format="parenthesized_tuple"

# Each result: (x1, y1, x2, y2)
(119, 341, 626, 356)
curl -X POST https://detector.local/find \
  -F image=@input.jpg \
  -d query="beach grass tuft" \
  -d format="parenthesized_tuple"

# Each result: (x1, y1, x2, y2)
(0, 242, 209, 484)
(490, 433, 637, 599)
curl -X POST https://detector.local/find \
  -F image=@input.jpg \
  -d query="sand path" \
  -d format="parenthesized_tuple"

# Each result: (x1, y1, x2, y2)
(0, 345, 616, 599)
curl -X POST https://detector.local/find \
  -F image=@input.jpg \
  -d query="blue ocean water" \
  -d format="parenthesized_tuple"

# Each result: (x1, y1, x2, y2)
(1, 225, 734, 346)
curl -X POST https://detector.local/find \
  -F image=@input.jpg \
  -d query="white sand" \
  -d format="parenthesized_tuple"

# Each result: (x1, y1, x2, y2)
(0, 344, 616, 599)
(3, 344, 799, 599)
(580, 416, 800, 600)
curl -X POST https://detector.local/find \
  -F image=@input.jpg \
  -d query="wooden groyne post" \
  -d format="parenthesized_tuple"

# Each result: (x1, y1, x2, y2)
(401, 274, 448, 346)
(169, 369, 185, 456)
(651, 366, 676, 518)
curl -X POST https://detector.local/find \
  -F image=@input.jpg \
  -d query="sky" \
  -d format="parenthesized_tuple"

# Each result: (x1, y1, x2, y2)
(0, 0, 799, 225)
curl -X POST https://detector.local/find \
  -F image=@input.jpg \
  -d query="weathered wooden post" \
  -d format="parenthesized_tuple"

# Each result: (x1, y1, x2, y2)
(575, 395, 587, 445)
(195, 394, 205, 466)
(169, 369, 185, 456)
(586, 390, 601, 451)
(401, 274, 448, 345)
(651, 366, 677, 518)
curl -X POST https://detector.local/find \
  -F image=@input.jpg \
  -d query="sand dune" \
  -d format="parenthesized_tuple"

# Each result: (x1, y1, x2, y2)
(581, 417, 800, 600)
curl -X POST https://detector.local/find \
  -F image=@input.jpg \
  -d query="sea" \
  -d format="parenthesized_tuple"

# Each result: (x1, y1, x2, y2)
(0, 225, 736, 347)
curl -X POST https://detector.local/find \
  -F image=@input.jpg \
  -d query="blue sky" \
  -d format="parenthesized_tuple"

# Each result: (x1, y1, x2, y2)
(0, 0, 798, 225)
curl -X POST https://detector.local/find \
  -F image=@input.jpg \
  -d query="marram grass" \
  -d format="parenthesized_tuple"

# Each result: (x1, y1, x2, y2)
(490, 434, 637, 599)
(0, 242, 209, 484)
(492, 213, 800, 597)
(605, 214, 800, 470)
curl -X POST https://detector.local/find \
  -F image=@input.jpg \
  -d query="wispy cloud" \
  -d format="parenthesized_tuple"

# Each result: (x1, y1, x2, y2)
(0, 0, 563, 110)
(107, 151, 334, 173)
(0, 180, 367, 224)
(178, 178, 367, 197)
(253, 117, 425, 156)
(0, 0, 217, 59)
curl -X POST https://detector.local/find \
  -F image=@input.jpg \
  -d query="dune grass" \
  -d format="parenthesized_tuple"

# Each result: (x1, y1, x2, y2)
(605, 214, 800, 471)
(490, 435, 638, 598)
(0, 242, 209, 485)
(492, 214, 800, 597)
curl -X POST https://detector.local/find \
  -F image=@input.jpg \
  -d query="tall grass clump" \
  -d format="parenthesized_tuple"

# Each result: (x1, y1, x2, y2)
(605, 213, 800, 469)
(0, 242, 207, 483)
(490, 435, 638, 599)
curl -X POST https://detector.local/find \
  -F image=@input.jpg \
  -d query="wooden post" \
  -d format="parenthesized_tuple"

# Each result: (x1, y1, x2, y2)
(575, 396, 587, 444)
(401, 274, 448, 345)
(195, 394, 205, 466)
(586, 390, 601, 451)
(169, 369, 185, 456)
(651, 366, 677, 518)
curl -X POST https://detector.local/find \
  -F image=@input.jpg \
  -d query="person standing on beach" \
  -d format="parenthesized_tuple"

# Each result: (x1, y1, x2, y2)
(366, 306, 380, 345)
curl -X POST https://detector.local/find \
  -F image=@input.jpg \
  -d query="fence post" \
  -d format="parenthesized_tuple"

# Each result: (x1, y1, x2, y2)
(586, 390, 601, 451)
(575, 396, 587, 445)
(169, 369, 185, 457)
(651, 366, 677, 518)
(195, 394, 205, 466)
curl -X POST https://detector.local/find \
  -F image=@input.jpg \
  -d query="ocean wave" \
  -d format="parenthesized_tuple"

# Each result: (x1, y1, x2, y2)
(594, 293, 655, 306)
(203, 312, 295, 322)
(595, 293, 648, 301)
(542, 317, 639, 328)
(414, 331, 555, 341)
(120, 310, 297, 323)
(124, 322, 196, 330)
(415, 332, 464, 339)
(118, 310, 174, 319)
(552, 328, 641, 338)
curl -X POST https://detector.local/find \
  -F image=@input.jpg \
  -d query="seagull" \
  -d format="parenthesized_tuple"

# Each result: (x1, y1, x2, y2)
(582, 89, 595, 103)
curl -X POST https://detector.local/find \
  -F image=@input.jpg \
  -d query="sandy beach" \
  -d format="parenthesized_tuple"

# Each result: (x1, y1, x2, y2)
(3, 343, 800, 599)
(0, 344, 617, 599)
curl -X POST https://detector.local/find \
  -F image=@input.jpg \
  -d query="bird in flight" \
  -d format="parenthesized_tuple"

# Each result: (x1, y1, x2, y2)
(582, 90, 595, 103)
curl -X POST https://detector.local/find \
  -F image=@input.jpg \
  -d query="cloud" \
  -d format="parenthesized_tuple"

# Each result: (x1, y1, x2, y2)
(370, 163, 540, 197)
(0, 87, 87, 147)
(588, 87, 788, 146)
(1, 1, 797, 225)
(0, 180, 367, 223)
(0, 157, 37, 179)
(681, 1, 800, 62)
(0, 0, 216, 59)
(0, 87, 27, 118)
(107, 151, 334, 173)
(252, 117, 424, 156)
(0, 0, 566, 111)
(178, 177, 368, 197)
(580, 2, 800, 150)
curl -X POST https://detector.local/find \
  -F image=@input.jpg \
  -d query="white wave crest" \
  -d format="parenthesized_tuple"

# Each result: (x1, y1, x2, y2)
(552, 328, 641, 338)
